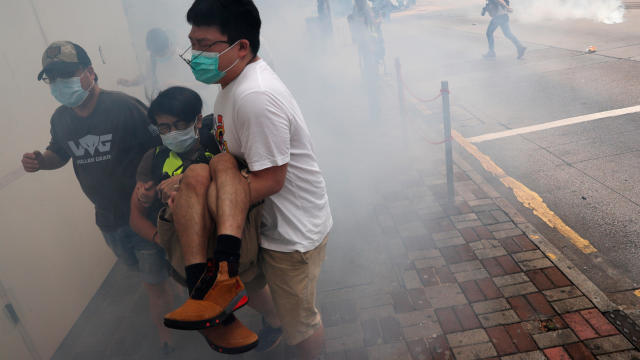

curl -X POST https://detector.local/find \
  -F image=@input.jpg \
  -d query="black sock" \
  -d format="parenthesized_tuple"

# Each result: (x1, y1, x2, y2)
(215, 234, 241, 276)
(214, 234, 241, 261)
(222, 313, 237, 326)
(185, 262, 207, 294)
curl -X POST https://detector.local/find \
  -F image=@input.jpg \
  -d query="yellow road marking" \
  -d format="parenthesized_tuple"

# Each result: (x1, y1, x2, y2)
(634, 290, 640, 297)
(546, 253, 557, 261)
(451, 130, 598, 254)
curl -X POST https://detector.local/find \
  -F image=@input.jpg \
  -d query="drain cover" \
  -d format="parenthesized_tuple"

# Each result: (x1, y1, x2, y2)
(605, 310, 640, 350)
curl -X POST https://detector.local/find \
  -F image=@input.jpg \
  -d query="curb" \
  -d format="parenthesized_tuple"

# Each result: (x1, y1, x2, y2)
(452, 152, 619, 313)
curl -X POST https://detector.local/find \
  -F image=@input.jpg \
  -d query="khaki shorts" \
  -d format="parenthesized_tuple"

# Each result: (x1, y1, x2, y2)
(261, 235, 328, 345)
(156, 204, 267, 293)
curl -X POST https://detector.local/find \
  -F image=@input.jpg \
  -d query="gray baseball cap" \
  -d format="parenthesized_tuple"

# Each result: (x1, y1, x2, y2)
(37, 41, 92, 80)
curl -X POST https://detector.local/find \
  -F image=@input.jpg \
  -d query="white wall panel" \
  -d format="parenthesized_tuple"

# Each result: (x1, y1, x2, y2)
(0, 1, 141, 358)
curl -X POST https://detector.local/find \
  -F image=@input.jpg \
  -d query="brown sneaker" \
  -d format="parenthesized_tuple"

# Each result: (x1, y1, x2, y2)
(199, 314, 259, 354)
(164, 260, 248, 330)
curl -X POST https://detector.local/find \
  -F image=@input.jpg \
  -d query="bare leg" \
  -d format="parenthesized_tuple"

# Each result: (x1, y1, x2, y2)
(247, 285, 281, 328)
(209, 153, 250, 237)
(165, 157, 255, 332)
(144, 281, 174, 344)
(172, 164, 211, 266)
(296, 326, 325, 360)
(206, 158, 219, 223)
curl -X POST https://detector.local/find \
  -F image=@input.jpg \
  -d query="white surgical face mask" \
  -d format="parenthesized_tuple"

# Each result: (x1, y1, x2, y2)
(160, 124, 198, 153)
(50, 72, 94, 108)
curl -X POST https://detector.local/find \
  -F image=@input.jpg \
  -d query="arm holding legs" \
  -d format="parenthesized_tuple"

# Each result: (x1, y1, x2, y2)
(129, 181, 159, 243)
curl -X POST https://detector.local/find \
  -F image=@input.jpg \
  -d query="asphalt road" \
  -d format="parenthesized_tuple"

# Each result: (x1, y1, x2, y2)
(380, 2, 640, 294)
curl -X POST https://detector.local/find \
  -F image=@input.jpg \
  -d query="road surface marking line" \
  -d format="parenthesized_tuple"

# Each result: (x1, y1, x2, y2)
(467, 105, 640, 143)
(452, 130, 598, 254)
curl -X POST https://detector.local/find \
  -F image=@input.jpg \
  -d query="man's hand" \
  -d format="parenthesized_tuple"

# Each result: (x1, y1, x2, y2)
(136, 181, 156, 207)
(22, 151, 44, 172)
(157, 174, 182, 204)
(167, 191, 178, 210)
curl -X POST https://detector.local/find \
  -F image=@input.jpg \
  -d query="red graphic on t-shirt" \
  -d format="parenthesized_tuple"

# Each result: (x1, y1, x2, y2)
(216, 114, 229, 153)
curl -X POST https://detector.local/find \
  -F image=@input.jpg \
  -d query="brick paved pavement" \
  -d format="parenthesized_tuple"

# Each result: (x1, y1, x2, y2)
(314, 150, 640, 360)
(314, 159, 640, 359)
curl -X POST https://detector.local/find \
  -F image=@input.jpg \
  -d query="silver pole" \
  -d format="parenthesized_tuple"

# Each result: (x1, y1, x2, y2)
(441, 81, 454, 202)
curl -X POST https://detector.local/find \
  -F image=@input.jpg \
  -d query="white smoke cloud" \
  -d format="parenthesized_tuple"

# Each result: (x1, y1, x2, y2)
(513, 0, 626, 24)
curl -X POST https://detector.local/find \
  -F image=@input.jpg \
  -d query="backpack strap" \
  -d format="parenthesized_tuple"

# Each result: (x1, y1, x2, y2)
(150, 146, 172, 183)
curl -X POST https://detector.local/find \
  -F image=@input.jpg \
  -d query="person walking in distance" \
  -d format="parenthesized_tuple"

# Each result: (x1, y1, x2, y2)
(482, 0, 526, 59)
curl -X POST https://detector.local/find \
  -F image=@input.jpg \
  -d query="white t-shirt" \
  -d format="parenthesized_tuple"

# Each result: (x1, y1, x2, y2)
(213, 59, 332, 252)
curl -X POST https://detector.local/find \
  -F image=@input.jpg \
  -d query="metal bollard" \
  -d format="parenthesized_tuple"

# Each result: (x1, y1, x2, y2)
(395, 58, 408, 147)
(441, 81, 454, 203)
(395, 58, 406, 118)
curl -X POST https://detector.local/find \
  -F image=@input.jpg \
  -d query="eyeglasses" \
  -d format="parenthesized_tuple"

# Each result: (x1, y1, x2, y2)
(155, 120, 193, 135)
(41, 67, 84, 84)
(179, 41, 230, 67)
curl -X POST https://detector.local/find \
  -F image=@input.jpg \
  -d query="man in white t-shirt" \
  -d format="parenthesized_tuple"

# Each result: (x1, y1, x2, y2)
(163, 1, 332, 358)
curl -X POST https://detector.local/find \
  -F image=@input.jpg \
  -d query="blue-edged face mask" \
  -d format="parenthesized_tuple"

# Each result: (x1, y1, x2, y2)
(160, 123, 198, 153)
(50, 72, 94, 108)
(190, 41, 240, 84)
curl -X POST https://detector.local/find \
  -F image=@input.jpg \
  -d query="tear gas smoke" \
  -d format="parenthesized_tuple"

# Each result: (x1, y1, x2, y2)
(513, 0, 625, 24)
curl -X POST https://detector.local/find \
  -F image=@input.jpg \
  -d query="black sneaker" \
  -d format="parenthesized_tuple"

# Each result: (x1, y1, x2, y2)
(254, 317, 283, 352)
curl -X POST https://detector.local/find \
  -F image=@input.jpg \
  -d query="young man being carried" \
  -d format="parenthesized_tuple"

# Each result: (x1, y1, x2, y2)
(163, 1, 333, 359)
(131, 86, 280, 354)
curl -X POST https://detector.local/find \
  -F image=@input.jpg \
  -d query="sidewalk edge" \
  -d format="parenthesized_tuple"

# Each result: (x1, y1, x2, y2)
(452, 152, 619, 312)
